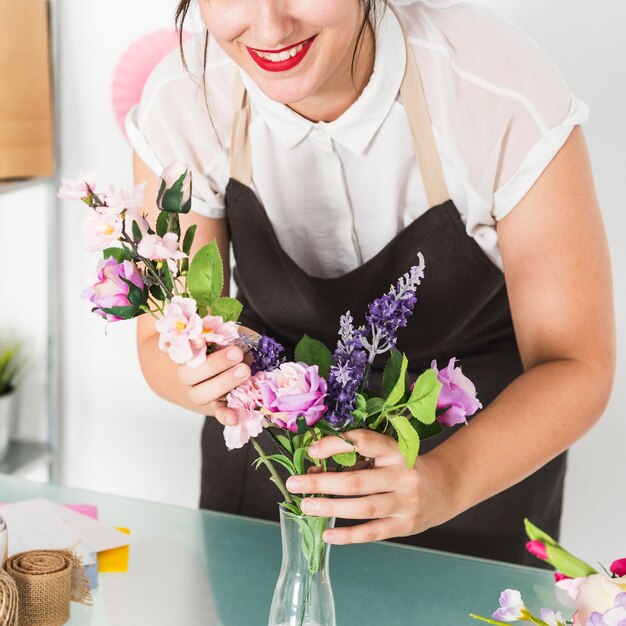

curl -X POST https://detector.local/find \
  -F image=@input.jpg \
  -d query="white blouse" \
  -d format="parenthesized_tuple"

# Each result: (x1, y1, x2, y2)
(125, 0, 589, 277)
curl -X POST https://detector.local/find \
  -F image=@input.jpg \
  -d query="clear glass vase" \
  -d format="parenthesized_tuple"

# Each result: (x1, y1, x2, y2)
(268, 504, 336, 626)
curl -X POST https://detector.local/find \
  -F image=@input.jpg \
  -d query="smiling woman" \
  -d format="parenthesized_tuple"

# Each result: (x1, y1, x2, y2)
(126, 0, 615, 566)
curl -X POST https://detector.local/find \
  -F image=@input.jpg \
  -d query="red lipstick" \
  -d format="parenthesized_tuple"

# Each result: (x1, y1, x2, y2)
(245, 36, 316, 73)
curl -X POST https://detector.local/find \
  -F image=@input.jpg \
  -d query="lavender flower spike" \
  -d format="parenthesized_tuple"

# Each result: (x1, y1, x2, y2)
(250, 335, 286, 375)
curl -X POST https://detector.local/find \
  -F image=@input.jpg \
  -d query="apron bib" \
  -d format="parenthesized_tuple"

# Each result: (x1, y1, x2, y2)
(199, 30, 567, 566)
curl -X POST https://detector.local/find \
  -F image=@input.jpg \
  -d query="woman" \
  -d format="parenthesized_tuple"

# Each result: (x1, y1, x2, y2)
(126, 0, 615, 565)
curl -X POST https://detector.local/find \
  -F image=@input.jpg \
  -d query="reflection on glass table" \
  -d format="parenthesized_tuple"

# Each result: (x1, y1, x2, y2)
(0, 474, 568, 626)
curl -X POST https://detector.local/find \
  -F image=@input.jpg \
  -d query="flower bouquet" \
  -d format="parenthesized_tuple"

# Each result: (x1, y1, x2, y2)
(470, 520, 626, 626)
(60, 162, 482, 625)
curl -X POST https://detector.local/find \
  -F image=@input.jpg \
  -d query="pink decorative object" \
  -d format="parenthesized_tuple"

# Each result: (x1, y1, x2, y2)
(111, 29, 192, 139)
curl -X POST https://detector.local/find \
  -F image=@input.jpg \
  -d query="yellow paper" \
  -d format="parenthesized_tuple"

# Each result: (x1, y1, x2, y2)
(97, 527, 130, 573)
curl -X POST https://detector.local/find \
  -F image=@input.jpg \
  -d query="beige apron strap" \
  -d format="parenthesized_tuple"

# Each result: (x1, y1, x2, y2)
(230, 73, 252, 186)
(400, 34, 450, 207)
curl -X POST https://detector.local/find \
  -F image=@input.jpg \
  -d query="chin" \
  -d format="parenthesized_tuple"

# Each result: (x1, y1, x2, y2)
(253, 75, 318, 106)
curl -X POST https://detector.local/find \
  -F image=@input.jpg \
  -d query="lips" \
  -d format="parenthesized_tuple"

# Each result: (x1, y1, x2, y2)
(245, 36, 316, 73)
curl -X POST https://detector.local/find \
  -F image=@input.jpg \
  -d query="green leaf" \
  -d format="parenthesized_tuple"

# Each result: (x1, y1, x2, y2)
(158, 171, 191, 213)
(382, 349, 404, 397)
(355, 394, 366, 412)
(388, 414, 420, 468)
(410, 418, 443, 440)
(275, 435, 293, 454)
(211, 296, 243, 322)
(149, 284, 165, 302)
(406, 369, 442, 424)
(156, 210, 169, 238)
(365, 397, 385, 417)
(332, 451, 357, 467)
(187, 240, 224, 308)
(293, 448, 307, 475)
(103, 247, 132, 263)
(252, 454, 297, 476)
(182, 224, 197, 256)
(294, 335, 333, 379)
(131, 220, 143, 242)
(160, 263, 174, 293)
(315, 421, 339, 436)
(98, 305, 139, 320)
(281, 502, 301, 516)
(295, 417, 309, 435)
(384, 353, 408, 408)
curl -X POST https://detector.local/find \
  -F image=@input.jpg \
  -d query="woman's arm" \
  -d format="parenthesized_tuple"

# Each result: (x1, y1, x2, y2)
(285, 126, 616, 544)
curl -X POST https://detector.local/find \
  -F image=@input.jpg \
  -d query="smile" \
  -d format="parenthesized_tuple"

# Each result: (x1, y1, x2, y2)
(245, 36, 317, 73)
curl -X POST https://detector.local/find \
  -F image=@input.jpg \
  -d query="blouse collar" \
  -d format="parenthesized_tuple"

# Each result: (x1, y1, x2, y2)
(238, 6, 406, 155)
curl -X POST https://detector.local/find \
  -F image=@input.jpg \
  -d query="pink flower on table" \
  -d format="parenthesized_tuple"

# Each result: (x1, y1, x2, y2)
(431, 357, 482, 427)
(57, 170, 98, 201)
(81, 257, 144, 322)
(492, 589, 526, 621)
(572, 575, 626, 626)
(156, 296, 205, 367)
(527, 540, 549, 561)
(82, 212, 123, 251)
(611, 560, 626, 578)
(200, 315, 240, 348)
(137, 233, 187, 274)
(224, 373, 269, 450)
(258, 362, 327, 433)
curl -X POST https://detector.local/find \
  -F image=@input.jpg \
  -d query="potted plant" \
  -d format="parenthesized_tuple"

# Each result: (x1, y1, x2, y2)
(0, 341, 25, 462)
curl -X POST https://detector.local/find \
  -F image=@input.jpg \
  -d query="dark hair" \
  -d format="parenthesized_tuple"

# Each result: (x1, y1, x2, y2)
(174, 1, 387, 96)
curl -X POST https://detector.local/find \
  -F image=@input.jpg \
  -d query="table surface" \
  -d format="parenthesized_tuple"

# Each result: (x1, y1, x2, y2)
(0, 474, 569, 626)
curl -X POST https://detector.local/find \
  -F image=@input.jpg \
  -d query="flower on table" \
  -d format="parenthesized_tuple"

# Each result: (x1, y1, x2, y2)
(82, 212, 123, 251)
(572, 575, 626, 626)
(258, 362, 328, 433)
(81, 257, 143, 322)
(137, 233, 187, 274)
(492, 589, 527, 621)
(541, 608, 566, 626)
(57, 170, 98, 202)
(156, 296, 206, 367)
(224, 373, 269, 450)
(612, 561, 626, 579)
(432, 357, 482, 427)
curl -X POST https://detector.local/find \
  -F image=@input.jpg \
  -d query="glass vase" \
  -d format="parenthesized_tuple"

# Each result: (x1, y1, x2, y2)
(268, 504, 336, 626)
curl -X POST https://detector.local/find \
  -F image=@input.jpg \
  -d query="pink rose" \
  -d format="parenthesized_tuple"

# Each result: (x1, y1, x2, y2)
(258, 362, 327, 433)
(156, 296, 206, 367)
(224, 374, 268, 450)
(157, 162, 192, 214)
(571, 575, 626, 626)
(200, 315, 239, 348)
(81, 257, 143, 322)
(431, 357, 482, 427)
(137, 233, 187, 274)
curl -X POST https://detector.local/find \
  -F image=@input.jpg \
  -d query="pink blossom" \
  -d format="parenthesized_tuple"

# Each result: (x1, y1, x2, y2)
(431, 357, 482, 427)
(57, 170, 98, 201)
(200, 315, 240, 348)
(224, 374, 268, 450)
(97, 182, 146, 215)
(555, 572, 571, 583)
(492, 589, 526, 621)
(96, 185, 126, 215)
(526, 540, 549, 561)
(82, 212, 123, 251)
(156, 296, 205, 367)
(611, 560, 626, 578)
(586, 592, 626, 626)
(571, 575, 626, 626)
(540, 608, 566, 626)
(119, 182, 146, 214)
(258, 362, 327, 433)
(81, 257, 143, 322)
(137, 233, 186, 274)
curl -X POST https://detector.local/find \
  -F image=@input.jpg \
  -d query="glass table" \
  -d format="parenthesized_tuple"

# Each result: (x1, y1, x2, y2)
(0, 474, 569, 625)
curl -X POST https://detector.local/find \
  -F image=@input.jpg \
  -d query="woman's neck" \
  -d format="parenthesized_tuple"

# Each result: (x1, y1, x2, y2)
(287, 21, 376, 124)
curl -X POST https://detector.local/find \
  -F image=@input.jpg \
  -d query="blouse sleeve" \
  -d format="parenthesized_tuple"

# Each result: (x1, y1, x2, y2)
(124, 45, 229, 220)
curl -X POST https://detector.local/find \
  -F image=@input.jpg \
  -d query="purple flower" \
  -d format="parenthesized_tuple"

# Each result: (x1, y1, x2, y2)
(541, 608, 566, 626)
(325, 313, 368, 428)
(257, 363, 328, 433)
(587, 593, 626, 626)
(492, 589, 526, 622)
(251, 336, 286, 375)
(432, 357, 482, 427)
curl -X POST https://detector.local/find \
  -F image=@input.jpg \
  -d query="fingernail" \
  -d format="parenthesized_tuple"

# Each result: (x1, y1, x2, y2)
(226, 348, 241, 362)
(286, 478, 301, 492)
(324, 531, 336, 543)
(301, 499, 317, 513)
(234, 364, 248, 379)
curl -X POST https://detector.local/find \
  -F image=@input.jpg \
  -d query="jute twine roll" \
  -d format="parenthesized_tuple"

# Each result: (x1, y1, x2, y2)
(0, 569, 18, 626)
(5, 550, 91, 626)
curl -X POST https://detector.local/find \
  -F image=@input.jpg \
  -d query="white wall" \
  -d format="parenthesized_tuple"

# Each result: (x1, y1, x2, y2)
(51, 0, 625, 565)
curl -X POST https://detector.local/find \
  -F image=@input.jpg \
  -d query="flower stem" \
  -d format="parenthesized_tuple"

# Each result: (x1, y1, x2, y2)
(250, 438, 293, 504)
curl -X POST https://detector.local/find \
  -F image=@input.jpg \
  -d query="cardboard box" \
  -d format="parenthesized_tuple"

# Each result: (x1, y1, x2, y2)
(0, 0, 55, 179)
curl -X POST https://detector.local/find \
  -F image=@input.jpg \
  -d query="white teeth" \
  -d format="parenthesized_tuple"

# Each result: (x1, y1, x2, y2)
(254, 42, 306, 63)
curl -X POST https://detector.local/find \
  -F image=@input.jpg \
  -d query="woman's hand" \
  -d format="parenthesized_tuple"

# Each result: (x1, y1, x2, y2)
(176, 343, 254, 426)
(285, 429, 455, 545)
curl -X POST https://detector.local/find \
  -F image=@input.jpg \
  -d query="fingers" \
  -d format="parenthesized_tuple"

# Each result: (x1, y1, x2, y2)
(177, 346, 246, 386)
(309, 430, 401, 467)
(300, 493, 399, 520)
(323, 518, 404, 545)
(286, 467, 396, 497)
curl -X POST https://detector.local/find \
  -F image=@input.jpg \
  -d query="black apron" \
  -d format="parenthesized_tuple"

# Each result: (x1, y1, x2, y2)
(199, 27, 566, 567)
